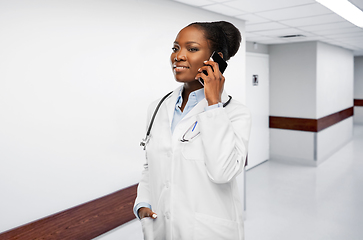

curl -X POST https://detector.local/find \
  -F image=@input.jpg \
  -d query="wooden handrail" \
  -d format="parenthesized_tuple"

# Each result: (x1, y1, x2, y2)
(354, 99, 363, 107)
(0, 184, 138, 240)
(270, 107, 353, 132)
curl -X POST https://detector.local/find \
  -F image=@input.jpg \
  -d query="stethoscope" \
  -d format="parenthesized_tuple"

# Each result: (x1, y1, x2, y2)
(140, 91, 232, 150)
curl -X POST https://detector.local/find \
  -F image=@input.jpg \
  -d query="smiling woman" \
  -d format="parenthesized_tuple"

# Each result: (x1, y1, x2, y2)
(134, 21, 251, 240)
(0, 0, 248, 238)
(171, 26, 212, 85)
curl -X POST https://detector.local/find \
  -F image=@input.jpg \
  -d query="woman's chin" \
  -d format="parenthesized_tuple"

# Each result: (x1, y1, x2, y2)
(174, 76, 198, 84)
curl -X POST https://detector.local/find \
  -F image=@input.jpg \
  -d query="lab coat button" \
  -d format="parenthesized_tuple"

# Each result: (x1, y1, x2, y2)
(165, 212, 170, 219)
(165, 181, 170, 188)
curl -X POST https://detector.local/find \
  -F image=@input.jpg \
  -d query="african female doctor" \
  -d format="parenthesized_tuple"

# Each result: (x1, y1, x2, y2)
(134, 21, 251, 240)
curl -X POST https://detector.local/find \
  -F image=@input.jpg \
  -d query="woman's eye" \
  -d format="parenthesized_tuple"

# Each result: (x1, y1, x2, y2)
(189, 48, 199, 52)
(172, 47, 178, 52)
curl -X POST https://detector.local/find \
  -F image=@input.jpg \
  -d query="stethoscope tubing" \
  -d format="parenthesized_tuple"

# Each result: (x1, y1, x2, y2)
(140, 92, 232, 149)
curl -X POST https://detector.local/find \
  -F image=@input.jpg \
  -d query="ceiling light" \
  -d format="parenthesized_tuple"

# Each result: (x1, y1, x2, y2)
(316, 0, 363, 28)
(279, 34, 306, 39)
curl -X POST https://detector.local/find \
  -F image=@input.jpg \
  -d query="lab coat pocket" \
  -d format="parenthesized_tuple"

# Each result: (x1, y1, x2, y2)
(194, 212, 240, 240)
(181, 135, 204, 161)
(141, 217, 154, 240)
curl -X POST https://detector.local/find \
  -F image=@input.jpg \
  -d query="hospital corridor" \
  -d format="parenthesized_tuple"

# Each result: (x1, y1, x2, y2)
(1, 0, 363, 239)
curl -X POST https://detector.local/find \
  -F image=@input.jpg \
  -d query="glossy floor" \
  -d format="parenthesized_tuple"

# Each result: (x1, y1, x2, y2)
(245, 124, 363, 240)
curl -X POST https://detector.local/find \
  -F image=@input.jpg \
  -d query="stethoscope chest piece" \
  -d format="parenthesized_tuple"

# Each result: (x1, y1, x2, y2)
(140, 135, 150, 150)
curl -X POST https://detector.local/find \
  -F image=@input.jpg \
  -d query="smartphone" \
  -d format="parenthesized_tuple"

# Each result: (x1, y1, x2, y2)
(199, 51, 228, 85)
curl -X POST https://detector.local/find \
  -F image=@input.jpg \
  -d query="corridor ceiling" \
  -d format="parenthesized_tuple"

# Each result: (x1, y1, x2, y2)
(171, 0, 363, 56)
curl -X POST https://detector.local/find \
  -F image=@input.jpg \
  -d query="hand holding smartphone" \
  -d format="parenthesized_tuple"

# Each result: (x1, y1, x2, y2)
(198, 51, 228, 86)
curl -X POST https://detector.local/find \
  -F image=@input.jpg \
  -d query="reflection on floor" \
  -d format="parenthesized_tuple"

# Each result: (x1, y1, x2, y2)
(245, 124, 363, 240)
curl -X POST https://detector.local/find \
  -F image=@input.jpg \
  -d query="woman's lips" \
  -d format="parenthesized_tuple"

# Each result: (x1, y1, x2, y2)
(173, 64, 189, 73)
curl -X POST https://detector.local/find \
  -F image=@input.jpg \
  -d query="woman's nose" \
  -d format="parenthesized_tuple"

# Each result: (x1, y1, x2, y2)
(175, 50, 186, 61)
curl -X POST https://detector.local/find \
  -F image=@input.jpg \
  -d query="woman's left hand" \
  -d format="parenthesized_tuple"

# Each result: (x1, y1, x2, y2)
(196, 60, 225, 106)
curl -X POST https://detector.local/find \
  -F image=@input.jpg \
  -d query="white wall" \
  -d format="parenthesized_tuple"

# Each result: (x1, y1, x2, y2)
(316, 42, 354, 118)
(269, 41, 354, 120)
(270, 129, 315, 165)
(354, 56, 363, 99)
(315, 42, 354, 163)
(269, 42, 317, 118)
(270, 117, 354, 166)
(0, 0, 246, 235)
(354, 56, 363, 124)
(269, 42, 317, 165)
(246, 41, 269, 55)
(354, 108, 363, 124)
(269, 41, 354, 165)
(316, 117, 353, 162)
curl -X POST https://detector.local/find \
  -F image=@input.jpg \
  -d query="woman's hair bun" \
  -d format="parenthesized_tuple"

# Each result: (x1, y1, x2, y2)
(214, 21, 241, 60)
(188, 21, 242, 61)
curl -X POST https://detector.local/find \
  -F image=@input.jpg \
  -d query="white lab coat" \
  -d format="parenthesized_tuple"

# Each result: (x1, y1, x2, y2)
(135, 85, 251, 240)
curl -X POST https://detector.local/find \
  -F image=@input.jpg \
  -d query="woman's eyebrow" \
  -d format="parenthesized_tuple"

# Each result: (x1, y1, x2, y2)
(173, 41, 201, 45)
(186, 41, 201, 45)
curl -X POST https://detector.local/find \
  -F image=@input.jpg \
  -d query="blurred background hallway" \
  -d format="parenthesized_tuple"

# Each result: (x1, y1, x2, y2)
(245, 124, 363, 240)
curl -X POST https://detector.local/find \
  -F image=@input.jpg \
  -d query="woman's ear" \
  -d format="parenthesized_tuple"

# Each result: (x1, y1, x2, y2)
(218, 52, 224, 59)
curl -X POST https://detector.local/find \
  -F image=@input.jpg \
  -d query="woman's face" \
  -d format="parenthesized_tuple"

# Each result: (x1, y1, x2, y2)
(170, 26, 212, 83)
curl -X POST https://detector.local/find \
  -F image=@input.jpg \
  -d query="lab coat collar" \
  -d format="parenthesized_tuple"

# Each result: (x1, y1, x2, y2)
(165, 85, 230, 127)
(183, 89, 230, 122)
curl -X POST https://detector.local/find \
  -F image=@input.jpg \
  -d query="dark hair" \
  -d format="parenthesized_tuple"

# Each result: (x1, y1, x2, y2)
(187, 21, 241, 61)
